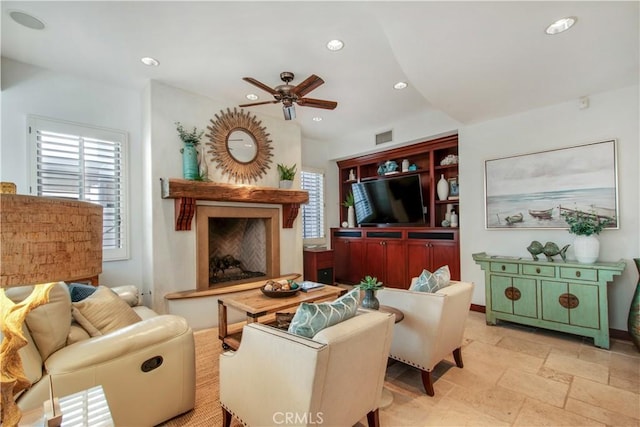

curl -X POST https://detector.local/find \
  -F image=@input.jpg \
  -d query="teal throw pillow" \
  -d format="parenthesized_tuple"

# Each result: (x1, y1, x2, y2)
(288, 288, 359, 338)
(410, 265, 451, 293)
(68, 283, 98, 302)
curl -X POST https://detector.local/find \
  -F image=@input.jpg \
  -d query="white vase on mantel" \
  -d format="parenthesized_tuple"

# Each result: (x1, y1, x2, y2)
(573, 235, 600, 264)
(437, 174, 449, 201)
(347, 206, 356, 228)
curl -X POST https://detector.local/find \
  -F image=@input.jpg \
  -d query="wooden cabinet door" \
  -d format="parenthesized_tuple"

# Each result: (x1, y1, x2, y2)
(431, 241, 460, 280)
(364, 240, 385, 283)
(406, 241, 430, 281)
(383, 240, 406, 288)
(334, 236, 365, 284)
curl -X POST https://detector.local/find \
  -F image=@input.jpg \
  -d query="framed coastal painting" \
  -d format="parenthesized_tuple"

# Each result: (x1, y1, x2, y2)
(484, 140, 618, 229)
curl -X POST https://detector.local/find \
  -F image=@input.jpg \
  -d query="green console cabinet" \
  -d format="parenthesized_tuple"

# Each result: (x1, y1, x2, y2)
(473, 252, 626, 349)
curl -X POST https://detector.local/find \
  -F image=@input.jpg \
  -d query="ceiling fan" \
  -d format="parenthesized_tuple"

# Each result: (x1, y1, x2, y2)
(239, 71, 338, 120)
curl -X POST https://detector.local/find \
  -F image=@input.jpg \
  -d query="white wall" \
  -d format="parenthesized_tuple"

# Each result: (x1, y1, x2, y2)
(1, 61, 304, 329)
(307, 84, 639, 331)
(460, 85, 639, 331)
(1, 58, 144, 286)
(146, 82, 304, 322)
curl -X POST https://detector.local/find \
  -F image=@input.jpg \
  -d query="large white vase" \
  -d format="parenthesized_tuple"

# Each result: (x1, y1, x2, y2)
(347, 206, 356, 228)
(437, 174, 449, 201)
(574, 235, 600, 264)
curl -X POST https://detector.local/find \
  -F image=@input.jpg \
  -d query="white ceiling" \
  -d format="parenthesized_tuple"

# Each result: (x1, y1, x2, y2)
(2, 1, 638, 141)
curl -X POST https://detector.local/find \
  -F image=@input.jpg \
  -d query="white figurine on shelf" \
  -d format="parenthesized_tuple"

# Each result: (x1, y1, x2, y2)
(348, 169, 356, 181)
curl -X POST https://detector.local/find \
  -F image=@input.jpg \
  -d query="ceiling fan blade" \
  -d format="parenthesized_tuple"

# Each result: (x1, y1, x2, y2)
(292, 75, 324, 97)
(297, 98, 338, 110)
(242, 77, 278, 95)
(239, 100, 279, 107)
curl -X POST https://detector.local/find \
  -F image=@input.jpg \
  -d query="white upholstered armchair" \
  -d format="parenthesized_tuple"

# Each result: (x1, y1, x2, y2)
(376, 280, 474, 396)
(219, 309, 394, 427)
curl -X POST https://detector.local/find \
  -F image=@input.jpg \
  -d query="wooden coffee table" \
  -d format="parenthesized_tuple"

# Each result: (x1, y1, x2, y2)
(218, 285, 344, 350)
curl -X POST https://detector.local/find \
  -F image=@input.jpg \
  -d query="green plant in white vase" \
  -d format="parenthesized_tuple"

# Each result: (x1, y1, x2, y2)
(277, 163, 296, 188)
(342, 192, 356, 228)
(560, 208, 614, 264)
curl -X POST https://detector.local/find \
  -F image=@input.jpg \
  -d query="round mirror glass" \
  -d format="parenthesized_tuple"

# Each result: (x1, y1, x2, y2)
(227, 129, 257, 164)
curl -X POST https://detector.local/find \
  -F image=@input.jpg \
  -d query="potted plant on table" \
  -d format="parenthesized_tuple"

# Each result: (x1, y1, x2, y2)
(176, 122, 205, 180)
(357, 275, 384, 309)
(277, 163, 296, 189)
(560, 207, 614, 264)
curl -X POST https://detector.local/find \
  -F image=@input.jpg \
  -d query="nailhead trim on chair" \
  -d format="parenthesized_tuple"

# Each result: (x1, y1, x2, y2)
(389, 354, 429, 371)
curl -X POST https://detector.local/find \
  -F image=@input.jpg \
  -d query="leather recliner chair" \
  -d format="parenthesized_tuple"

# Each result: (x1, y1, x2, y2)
(6, 282, 195, 426)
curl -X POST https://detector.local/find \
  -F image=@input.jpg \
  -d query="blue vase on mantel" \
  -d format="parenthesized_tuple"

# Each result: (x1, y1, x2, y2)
(181, 143, 199, 180)
(628, 258, 640, 352)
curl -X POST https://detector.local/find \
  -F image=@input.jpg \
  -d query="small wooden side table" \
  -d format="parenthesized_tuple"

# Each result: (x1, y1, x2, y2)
(20, 385, 113, 426)
(303, 248, 334, 284)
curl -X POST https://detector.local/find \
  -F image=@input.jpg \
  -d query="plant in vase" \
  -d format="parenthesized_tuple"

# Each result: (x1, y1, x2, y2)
(277, 163, 296, 189)
(560, 208, 614, 264)
(357, 275, 384, 309)
(342, 192, 355, 228)
(176, 122, 205, 180)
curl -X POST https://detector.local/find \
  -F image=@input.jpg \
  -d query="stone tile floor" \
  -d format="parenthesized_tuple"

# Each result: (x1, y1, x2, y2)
(360, 311, 640, 426)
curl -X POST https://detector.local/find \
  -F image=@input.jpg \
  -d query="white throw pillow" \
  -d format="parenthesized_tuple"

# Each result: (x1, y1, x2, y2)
(72, 286, 141, 337)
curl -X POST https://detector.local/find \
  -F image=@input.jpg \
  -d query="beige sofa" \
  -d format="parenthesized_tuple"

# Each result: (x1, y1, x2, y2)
(220, 309, 394, 427)
(6, 282, 195, 426)
(377, 280, 474, 396)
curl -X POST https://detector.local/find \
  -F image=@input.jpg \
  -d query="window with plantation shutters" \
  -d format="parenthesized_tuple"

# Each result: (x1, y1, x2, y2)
(301, 169, 325, 241)
(28, 116, 129, 261)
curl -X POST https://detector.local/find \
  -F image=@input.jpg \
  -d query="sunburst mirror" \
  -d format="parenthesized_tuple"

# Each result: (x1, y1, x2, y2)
(206, 108, 273, 183)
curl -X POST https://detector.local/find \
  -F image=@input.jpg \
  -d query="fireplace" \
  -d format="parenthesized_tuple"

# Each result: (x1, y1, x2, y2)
(196, 205, 280, 290)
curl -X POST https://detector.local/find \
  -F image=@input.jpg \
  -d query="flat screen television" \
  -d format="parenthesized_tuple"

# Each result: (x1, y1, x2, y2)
(351, 174, 425, 226)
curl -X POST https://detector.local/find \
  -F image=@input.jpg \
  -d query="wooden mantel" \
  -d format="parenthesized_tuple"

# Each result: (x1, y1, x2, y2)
(160, 178, 309, 231)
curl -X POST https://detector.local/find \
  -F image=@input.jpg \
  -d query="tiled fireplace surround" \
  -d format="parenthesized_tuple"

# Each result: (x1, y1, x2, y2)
(195, 205, 281, 291)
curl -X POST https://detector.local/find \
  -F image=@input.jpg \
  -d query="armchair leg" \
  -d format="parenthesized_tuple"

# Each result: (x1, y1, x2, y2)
(420, 369, 435, 396)
(367, 409, 380, 427)
(222, 407, 232, 427)
(453, 347, 464, 368)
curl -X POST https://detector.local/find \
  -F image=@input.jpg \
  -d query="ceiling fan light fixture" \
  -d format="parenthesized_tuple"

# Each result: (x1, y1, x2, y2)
(326, 39, 344, 51)
(246, 93, 259, 101)
(141, 57, 160, 66)
(545, 17, 577, 35)
(283, 105, 296, 120)
(394, 81, 408, 90)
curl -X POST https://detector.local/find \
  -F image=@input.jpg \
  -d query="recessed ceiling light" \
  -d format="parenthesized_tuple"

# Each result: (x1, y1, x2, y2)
(326, 39, 344, 51)
(312, 117, 323, 122)
(246, 94, 259, 101)
(394, 81, 408, 90)
(545, 17, 577, 35)
(9, 10, 45, 30)
(141, 57, 160, 67)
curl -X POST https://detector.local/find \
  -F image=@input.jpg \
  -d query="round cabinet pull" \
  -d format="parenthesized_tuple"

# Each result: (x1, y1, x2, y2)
(504, 287, 521, 301)
(559, 293, 579, 309)
(501, 265, 506, 271)
(576, 271, 581, 278)
(536, 268, 541, 274)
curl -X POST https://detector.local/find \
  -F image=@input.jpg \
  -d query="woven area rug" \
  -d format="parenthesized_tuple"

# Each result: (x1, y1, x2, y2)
(160, 328, 243, 427)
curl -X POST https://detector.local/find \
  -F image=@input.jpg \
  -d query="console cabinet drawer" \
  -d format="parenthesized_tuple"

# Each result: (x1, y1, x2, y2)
(490, 262, 518, 274)
(522, 264, 555, 277)
(560, 267, 598, 282)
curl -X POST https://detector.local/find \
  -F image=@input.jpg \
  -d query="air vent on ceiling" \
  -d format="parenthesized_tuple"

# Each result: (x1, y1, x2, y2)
(375, 130, 393, 145)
